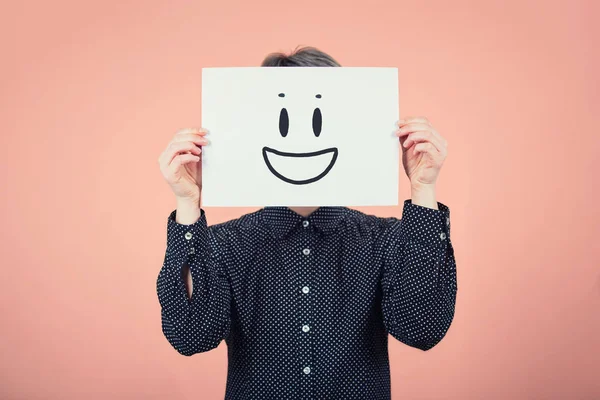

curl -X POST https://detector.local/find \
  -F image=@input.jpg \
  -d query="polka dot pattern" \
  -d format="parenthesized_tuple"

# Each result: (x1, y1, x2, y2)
(157, 199, 457, 399)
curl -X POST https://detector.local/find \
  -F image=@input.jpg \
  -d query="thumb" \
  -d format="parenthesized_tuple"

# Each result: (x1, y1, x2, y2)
(398, 135, 409, 152)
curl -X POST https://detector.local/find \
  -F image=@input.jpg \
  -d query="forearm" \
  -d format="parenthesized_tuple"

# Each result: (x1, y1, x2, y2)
(384, 240, 456, 350)
(157, 206, 232, 355)
(176, 199, 201, 298)
(159, 255, 232, 356)
(380, 199, 456, 350)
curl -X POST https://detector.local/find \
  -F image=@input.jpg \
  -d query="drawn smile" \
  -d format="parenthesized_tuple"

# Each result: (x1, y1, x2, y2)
(262, 146, 338, 185)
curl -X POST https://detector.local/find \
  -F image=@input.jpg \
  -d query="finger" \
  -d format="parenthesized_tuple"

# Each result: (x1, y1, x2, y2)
(400, 125, 447, 151)
(395, 124, 437, 149)
(394, 123, 432, 138)
(171, 133, 210, 146)
(403, 130, 444, 152)
(159, 128, 208, 164)
(168, 154, 201, 177)
(396, 119, 447, 148)
(413, 142, 440, 157)
(162, 141, 202, 169)
(175, 127, 208, 136)
(397, 116, 431, 127)
(427, 127, 447, 147)
(160, 135, 207, 165)
(159, 141, 196, 167)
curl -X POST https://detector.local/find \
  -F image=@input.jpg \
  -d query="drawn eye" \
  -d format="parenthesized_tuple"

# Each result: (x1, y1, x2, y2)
(312, 108, 322, 137)
(279, 108, 289, 137)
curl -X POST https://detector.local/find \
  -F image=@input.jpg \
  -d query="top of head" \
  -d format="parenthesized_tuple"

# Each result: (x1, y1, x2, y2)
(261, 46, 341, 68)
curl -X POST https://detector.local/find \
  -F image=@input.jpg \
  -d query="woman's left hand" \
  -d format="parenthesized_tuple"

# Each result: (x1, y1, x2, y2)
(395, 116, 448, 188)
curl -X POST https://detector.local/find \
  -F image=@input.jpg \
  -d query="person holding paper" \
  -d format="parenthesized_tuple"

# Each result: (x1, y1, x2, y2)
(156, 46, 457, 400)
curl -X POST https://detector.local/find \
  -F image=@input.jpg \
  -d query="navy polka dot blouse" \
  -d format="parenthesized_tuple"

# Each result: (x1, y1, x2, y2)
(157, 199, 457, 399)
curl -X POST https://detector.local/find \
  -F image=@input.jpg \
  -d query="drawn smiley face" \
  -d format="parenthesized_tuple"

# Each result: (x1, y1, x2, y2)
(262, 93, 339, 185)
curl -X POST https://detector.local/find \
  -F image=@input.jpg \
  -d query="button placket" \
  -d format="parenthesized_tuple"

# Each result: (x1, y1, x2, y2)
(298, 226, 314, 398)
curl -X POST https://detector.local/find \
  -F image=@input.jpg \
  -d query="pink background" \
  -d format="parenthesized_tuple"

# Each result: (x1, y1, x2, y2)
(1, 0, 598, 399)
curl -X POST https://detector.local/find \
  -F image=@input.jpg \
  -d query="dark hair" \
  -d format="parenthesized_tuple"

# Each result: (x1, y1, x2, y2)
(261, 46, 341, 67)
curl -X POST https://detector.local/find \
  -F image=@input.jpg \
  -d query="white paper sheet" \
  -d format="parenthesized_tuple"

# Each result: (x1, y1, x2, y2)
(201, 67, 399, 206)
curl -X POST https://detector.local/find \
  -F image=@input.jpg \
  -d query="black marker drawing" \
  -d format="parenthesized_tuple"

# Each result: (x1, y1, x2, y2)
(262, 93, 338, 185)
(312, 108, 322, 137)
(279, 108, 289, 137)
(262, 147, 338, 185)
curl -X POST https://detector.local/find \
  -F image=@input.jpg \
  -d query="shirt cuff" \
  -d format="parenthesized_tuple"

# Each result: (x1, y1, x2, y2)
(166, 208, 209, 260)
(399, 199, 451, 244)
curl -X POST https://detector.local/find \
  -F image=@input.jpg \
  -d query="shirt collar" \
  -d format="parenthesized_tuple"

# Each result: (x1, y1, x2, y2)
(262, 206, 347, 239)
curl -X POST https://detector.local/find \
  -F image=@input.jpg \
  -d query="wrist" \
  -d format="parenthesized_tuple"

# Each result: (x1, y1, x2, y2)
(175, 198, 201, 225)
(411, 182, 435, 193)
(410, 183, 437, 209)
(176, 196, 201, 209)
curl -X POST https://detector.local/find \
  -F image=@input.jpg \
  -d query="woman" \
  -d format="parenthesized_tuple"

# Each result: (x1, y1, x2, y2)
(156, 45, 456, 400)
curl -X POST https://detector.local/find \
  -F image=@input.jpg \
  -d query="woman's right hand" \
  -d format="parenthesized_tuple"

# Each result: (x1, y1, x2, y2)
(158, 127, 209, 204)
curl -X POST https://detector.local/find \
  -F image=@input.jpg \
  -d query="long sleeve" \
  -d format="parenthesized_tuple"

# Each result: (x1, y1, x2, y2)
(378, 199, 457, 351)
(156, 208, 232, 356)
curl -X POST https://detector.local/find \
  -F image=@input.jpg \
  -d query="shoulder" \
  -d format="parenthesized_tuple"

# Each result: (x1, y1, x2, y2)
(339, 207, 401, 241)
(207, 209, 270, 242)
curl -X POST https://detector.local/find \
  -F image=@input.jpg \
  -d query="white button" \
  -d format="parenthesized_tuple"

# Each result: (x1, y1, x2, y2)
(302, 286, 310, 294)
(302, 324, 310, 332)
(184, 232, 193, 240)
(302, 220, 309, 227)
(303, 366, 311, 374)
(303, 248, 311, 255)
(440, 232, 446, 240)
